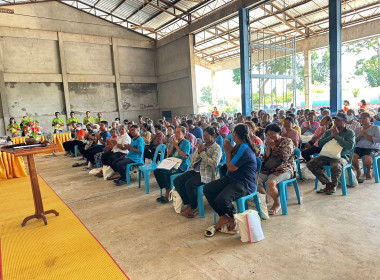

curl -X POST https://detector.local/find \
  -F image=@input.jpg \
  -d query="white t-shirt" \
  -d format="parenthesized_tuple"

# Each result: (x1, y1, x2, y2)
(112, 133, 131, 154)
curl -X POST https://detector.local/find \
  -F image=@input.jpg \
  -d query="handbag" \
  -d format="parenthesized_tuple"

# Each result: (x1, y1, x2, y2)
(319, 139, 343, 159)
(169, 187, 183, 214)
(263, 156, 282, 169)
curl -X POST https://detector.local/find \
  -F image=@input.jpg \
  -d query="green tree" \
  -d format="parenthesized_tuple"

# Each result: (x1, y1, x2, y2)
(232, 68, 241, 85)
(200, 86, 212, 105)
(311, 49, 330, 85)
(345, 37, 380, 87)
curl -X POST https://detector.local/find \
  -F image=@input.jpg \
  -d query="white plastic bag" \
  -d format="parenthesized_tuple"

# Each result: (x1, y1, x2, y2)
(169, 188, 183, 214)
(319, 139, 343, 159)
(246, 211, 265, 243)
(103, 165, 114, 180)
(89, 168, 101, 175)
(257, 193, 270, 220)
(234, 210, 264, 243)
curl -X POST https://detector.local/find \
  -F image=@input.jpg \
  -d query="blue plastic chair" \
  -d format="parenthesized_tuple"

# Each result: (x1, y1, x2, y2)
(74, 145, 78, 158)
(212, 158, 263, 221)
(216, 159, 226, 178)
(314, 149, 355, 195)
(138, 144, 166, 194)
(262, 176, 301, 216)
(126, 148, 145, 186)
(294, 148, 303, 180)
(362, 155, 380, 183)
(374, 120, 380, 126)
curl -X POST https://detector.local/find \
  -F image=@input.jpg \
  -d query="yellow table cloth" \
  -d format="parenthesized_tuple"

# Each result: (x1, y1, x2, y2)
(0, 151, 27, 181)
(1, 133, 71, 180)
(11, 133, 71, 152)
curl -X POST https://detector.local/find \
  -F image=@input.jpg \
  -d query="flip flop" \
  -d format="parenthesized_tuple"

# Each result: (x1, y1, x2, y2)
(72, 163, 82, 167)
(218, 224, 238, 235)
(204, 226, 216, 237)
(268, 207, 281, 215)
(358, 178, 365, 184)
(316, 188, 327, 193)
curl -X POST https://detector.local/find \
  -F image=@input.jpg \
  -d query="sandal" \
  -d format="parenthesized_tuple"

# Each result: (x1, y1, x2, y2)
(218, 224, 238, 235)
(325, 187, 336, 195)
(358, 178, 365, 184)
(316, 187, 328, 193)
(204, 226, 216, 237)
(268, 206, 281, 215)
(72, 163, 82, 167)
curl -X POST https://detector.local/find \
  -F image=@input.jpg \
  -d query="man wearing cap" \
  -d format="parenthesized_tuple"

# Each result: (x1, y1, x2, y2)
(306, 112, 355, 195)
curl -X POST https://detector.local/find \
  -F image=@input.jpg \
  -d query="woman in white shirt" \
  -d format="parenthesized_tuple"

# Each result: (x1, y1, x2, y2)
(96, 125, 131, 178)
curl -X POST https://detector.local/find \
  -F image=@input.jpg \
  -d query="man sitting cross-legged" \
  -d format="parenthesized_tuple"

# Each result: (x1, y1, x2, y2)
(306, 113, 355, 195)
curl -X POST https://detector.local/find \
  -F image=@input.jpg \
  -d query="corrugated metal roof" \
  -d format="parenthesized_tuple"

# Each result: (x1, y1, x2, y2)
(1, 0, 380, 48)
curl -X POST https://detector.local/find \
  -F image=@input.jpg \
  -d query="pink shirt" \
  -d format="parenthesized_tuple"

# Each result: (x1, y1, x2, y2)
(284, 128, 301, 147)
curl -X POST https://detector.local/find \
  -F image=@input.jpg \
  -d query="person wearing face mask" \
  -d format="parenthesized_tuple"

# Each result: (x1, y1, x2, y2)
(345, 109, 361, 131)
(352, 112, 380, 183)
(164, 125, 175, 153)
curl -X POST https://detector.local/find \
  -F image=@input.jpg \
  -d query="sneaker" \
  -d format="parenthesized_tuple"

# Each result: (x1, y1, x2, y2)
(160, 197, 169, 204)
(156, 196, 165, 202)
(114, 179, 126, 186)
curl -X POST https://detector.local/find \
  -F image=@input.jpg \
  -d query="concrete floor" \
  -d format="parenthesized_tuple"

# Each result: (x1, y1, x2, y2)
(35, 153, 380, 280)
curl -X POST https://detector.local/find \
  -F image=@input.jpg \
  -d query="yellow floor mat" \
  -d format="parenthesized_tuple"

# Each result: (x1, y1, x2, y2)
(0, 176, 129, 280)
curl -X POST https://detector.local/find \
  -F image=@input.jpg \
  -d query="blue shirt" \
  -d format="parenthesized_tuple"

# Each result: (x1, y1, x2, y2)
(189, 126, 203, 139)
(216, 135, 226, 164)
(227, 143, 257, 194)
(126, 136, 145, 164)
(97, 131, 111, 148)
(172, 139, 191, 171)
(226, 133, 235, 145)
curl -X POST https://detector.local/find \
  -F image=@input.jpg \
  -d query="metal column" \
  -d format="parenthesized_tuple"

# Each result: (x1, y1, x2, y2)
(329, 0, 342, 115)
(239, 7, 251, 116)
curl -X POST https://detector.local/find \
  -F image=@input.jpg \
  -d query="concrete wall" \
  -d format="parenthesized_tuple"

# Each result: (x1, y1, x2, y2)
(157, 36, 197, 117)
(0, 1, 159, 135)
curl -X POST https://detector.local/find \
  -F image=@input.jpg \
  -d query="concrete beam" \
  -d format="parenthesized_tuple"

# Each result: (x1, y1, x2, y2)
(58, 32, 71, 117)
(111, 37, 123, 120)
(4, 73, 62, 83)
(157, 0, 268, 48)
(304, 50, 311, 109)
(188, 34, 198, 113)
(67, 74, 115, 83)
(0, 45, 9, 135)
(209, 17, 380, 72)
(119, 76, 158, 84)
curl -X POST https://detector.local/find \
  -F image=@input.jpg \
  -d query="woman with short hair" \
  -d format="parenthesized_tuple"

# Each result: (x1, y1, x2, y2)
(174, 126, 222, 218)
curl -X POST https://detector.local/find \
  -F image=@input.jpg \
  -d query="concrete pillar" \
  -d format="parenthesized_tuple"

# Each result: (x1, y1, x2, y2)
(304, 50, 312, 109)
(239, 7, 251, 116)
(111, 38, 123, 120)
(189, 34, 198, 113)
(0, 46, 9, 135)
(211, 70, 216, 106)
(329, 0, 342, 115)
(57, 32, 71, 118)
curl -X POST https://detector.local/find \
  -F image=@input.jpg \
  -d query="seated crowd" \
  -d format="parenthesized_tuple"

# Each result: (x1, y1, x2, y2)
(57, 105, 380, 236)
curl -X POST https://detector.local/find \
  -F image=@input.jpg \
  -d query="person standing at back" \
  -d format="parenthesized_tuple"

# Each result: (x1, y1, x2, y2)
(52, 112, 65, 134)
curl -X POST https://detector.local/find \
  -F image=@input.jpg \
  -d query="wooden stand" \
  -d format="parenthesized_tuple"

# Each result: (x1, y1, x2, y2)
(1, 144, 60, 227)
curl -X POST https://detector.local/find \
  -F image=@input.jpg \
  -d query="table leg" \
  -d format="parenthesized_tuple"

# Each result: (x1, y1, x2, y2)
(21, 154, 59, 227)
